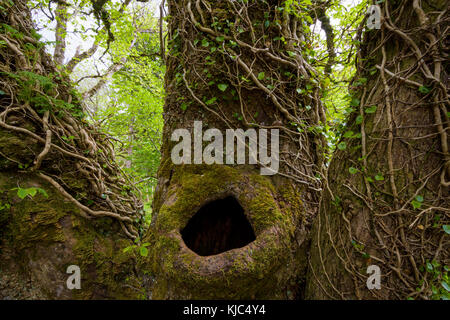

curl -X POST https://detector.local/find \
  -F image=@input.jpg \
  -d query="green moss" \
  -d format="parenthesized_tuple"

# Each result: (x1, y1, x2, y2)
(0, 129, 36, 170)
(2, 183, 71, 252)
(0, 172, 141, 299)
(148, 164, 306, 299)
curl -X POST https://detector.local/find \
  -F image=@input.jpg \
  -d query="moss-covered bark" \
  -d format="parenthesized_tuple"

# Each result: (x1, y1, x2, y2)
(0, 170, 144, 299)
(143, 0, 324, 299)
(0, 0, 144, 299)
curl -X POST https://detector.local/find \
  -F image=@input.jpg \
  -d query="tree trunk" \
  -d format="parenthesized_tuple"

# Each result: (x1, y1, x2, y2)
(144, 0, 325, 299)
(0, 0, 144, 299)
(306, 0, 449, 300)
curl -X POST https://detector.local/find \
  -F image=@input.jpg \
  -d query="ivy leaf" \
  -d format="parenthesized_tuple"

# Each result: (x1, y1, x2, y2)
(123, 246, 133, 253)
(350, 98, 360, 106)
(217, 84, 228, 92)
(411, 199, 422, 210)
(355, 115, 363, 125)
(337, 142, 347, 150)
(180, 102, 188, 111)
(443, 225, 450, 235)
(418, 86, 430, 94)
(441, 281, 450, 292)
(139, 246, 148, 257)
(286, 50, 296, 57)
(343, 131, 354, 138)
(264, 20, 270, 28)
(258, 72, 265, 80)
(415, 195, 424, 203)
(365, 106, 377, 114)
(215, 36, 224, 42)
(349, 167, 358, 174)
(17, 188, 28, 199)
(26, 188, 37, 197)
(205, 97, 217, 105)
(201, 38, 209, 47)
(375, 174, 384, 181)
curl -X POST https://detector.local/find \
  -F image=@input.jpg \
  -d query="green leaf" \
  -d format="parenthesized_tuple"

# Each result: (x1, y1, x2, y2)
(415, 195, 424, 203)
(349, 167, 358, 174)
(139, 246, 148, 257)
(286, 50, 296, 57)
(355, 115, 363, 125)
(123, 246, 133, 253)
(217, 84, 228, 92)
(201, 38, 209, 47)
(264, 20, 270, 28)
(337, 142, 347, 150)
(215, 36, 224, 42)
(343, 131, 354, 138)
(418, 86, 430, 94)
(365, 106, 377, 114)
(441, 281, 450, 292)
(426, 261, 433, 272)
(180, 102, 188, 111)
(0, 90, 5, 95)
(296, 88, 303, 94)
(375, 174, 384, 181)
(17, 188, 28, 199)
(257, 72, 265, 80)
(350, 98, 360, 106)
(205, 97, 217, 105)
(26, 188, 37, 197)
(443, 225, 450, 235)
(411, 200, 422, 210)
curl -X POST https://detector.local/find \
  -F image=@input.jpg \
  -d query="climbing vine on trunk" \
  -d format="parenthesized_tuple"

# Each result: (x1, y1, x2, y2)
(0, 0, 143, 239)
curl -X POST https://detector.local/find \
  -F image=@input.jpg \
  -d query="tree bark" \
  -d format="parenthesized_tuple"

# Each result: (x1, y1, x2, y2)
(0, 0, 144, 299)
(54, 2, 68, 65)
(143, 0, 325, 299)
(306, 0, 449, 300)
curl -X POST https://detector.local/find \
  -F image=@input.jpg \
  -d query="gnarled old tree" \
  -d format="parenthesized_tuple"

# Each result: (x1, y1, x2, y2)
(0, 0, 448, 300)
(306, 0, 449, 299)
(144, 0, 326, 299)
(0, 0, 144, 299)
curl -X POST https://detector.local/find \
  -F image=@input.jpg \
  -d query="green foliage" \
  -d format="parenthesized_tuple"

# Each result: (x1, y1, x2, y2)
(411, 195, 424, 210)
(217, 83, 228, 92)
(349, 167, 358, 174)
(443, 225, 450, 235)
(13, 187, 48, 200)
(5, 71, 84, 117)
(418, 261, 450, 300)
(93, 16, 165, 220)
(123, 241, 150, 257)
